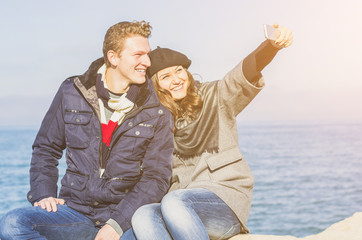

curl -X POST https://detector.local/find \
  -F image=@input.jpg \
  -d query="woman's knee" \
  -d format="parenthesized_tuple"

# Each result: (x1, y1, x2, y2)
(160, 189, 195, 223)
(161, 189, 192, 213)
(161, 189, 189, 207)
(132, 203, 161, 230)
(132, 203, 169, 240)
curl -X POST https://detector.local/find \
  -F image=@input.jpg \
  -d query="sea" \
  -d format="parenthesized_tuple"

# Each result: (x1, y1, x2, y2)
(0, 122, 361, 238)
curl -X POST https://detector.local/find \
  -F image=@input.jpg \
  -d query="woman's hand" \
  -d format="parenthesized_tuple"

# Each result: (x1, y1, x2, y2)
(34, 197, 65, 212)
(269, 23, 293, 49)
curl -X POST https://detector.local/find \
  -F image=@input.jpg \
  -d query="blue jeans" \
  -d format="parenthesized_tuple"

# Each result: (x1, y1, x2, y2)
(0, 204, 136, 240)
(132, 188, 241, 240)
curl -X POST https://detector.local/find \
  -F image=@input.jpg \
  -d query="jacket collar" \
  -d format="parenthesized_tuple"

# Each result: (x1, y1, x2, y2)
(76, 58, 159, 108)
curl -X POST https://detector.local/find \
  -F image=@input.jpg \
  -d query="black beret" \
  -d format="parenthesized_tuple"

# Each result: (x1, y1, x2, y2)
(147, 47, 191, 78)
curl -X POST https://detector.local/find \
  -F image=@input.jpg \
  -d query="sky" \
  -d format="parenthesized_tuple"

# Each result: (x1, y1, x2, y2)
(1, 0, 362, 127)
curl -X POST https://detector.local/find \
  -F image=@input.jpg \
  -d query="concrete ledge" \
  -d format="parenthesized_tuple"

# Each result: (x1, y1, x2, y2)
(229, 212, 362, 240)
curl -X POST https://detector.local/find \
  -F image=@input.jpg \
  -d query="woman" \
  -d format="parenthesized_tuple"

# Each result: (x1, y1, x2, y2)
(132, 24, 293, 240)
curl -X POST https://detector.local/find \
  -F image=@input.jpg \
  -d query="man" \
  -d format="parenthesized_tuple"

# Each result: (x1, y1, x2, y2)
(0, 21, 174, 240)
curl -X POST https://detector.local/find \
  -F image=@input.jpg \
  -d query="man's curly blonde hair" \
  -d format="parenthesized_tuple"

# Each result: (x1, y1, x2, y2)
(103, 21, 152, 67)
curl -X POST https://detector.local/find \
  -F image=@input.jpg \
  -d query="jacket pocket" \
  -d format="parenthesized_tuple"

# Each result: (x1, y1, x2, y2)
(64, 110, 93, 149)
(205, 147, 253, 188)
(109, 176, 141, 194)
(61, 171, 88, 191)
(123, 125, 155, 138)
(104, 177, 138, 203)
(122, 125, 156, 159)
(206, 147, 243, 171)
(60, 171, 88, 204)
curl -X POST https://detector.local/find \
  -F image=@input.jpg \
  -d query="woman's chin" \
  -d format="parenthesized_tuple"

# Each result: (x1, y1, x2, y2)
(172, 93, 187, 101)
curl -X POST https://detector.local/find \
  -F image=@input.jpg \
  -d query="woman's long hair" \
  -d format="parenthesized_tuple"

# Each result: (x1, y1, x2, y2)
(151, 69, 203, 121)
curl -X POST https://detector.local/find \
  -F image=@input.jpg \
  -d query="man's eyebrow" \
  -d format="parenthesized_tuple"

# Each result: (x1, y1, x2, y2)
(133, 49, 150, 54)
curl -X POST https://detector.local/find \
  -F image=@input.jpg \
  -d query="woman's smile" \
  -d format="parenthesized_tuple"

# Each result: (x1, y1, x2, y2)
(157, 66, 189, 100)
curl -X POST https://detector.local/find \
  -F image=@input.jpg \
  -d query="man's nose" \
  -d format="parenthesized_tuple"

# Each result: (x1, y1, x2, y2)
(143, 54, 151, 67)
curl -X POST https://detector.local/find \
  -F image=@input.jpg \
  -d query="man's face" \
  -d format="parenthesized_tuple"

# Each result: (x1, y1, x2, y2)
(115, 35, 151, 86)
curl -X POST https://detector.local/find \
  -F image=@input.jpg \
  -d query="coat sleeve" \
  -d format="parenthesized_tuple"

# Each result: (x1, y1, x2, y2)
(217, 60, 264, 117)
(217, 40, 279, 117)
(109, 108, 174, 232)
(27, 83, 66, 204)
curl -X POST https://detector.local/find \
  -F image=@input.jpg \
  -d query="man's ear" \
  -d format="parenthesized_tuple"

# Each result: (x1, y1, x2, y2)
(107, 50, 119, 67)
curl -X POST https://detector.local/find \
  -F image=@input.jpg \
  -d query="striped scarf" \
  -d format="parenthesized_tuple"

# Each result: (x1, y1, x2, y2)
(96, 64, 140, 175)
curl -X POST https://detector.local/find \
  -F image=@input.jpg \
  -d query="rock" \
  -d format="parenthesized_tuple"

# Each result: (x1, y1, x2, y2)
(229, 212, 362, 240)
(229, 235, 299, 240)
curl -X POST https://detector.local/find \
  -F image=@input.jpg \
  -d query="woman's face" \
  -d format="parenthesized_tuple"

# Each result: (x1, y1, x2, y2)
(157, 65, 189, 100)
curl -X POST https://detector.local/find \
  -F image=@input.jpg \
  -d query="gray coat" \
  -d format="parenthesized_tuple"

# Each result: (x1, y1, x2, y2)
(169, 61, 264, 232)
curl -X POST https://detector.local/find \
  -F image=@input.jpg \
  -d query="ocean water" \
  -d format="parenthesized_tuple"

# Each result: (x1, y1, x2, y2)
(0, 122, 361, 237)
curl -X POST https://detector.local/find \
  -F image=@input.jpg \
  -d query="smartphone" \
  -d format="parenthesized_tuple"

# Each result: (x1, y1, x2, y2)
(263, 24, 279, 41)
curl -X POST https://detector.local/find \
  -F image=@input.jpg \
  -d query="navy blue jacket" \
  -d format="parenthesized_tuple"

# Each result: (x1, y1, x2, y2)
(27, 58, 174, 231)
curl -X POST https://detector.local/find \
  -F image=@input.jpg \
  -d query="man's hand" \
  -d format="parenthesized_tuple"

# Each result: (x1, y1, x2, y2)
(269, 23, 293, 49)
(95, 224, 121, 240)
(34, 197, 65, 212)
